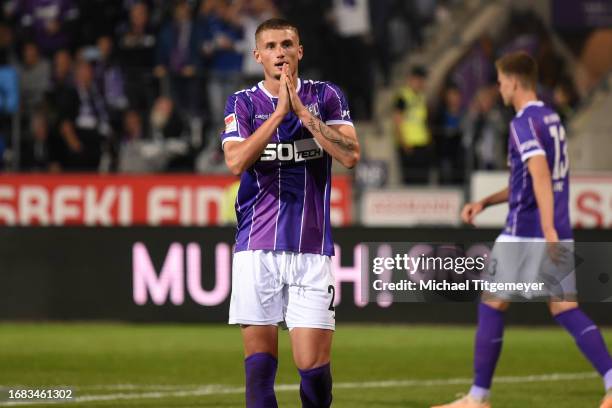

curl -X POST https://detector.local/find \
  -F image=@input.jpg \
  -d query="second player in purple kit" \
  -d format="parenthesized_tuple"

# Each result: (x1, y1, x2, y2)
(433, 52, 612, 408)
(503, 100, 571, 239)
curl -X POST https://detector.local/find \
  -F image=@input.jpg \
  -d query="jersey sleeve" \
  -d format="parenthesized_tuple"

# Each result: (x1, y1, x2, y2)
(510, 116, 545, 162)
(321, 82, 354, 127)
(221, 93, 253, 150)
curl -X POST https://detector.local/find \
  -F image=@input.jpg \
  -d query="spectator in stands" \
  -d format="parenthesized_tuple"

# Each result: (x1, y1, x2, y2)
(122, 109, 145, 142)
(118, 1, 157, 112)
(199, 0, 245, 130)
(462, 85, 506, 171)
(154, 0, 198, 116)
(57, 59, 110, 171)
(118, 108, 167, 172)
(393, 66, 432, 184)
(451, 35, 495, 111)
(277, 0, 334, 80)
(76, 0, 123, 46)
(94, 35, 128, 125)
(0, 23, 19, 170)
(18, 42, 51, 118)
(17, 0, 79, 57)
(369, 0, 393, 87)
(432, 82, 465, 185)
(20, 109, 61, 172)
(1, 1, 19, 23)
(149, 95, 186, 141)
(143, 0, 175, 31)
(149, 95, 193, 171)
(51, 48, 73, 87)
(331, 0, 374, 120)
(47, 49, 74, 125)
(239, 0, 278, 85)
(553, 78, 578, 123)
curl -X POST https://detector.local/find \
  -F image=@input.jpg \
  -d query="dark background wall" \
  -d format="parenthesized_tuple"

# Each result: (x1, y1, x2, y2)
(1, 227, 611, 324)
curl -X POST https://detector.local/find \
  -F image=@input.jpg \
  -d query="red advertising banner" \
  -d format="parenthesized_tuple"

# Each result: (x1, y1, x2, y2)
(0, 174, 352, 226)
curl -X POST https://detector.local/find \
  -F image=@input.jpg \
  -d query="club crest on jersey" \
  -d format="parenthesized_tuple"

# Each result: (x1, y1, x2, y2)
(260, 138, 323, 162)
(306, 103, 321, 118)
(224, 113, 237, 133)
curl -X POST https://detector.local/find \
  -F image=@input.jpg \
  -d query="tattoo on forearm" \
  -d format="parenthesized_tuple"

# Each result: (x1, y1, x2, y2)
(305, 116, 356, 153)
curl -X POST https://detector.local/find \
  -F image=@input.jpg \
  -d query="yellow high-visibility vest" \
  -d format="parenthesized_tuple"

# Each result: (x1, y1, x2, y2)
(397, 86, 430, 148)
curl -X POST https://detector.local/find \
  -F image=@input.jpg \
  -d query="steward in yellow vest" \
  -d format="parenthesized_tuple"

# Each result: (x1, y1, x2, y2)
(392, 66, 432, 184)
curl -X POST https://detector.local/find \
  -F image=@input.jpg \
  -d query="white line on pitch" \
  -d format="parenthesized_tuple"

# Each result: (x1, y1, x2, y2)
(0, 372, 599, 406)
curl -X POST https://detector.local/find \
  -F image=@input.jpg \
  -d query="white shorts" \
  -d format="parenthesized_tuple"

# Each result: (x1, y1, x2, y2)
(485, 234, 577, 300)
(228, 250, 336, 330)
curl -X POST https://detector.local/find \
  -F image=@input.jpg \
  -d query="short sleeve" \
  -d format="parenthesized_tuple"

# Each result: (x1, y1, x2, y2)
(510, 117, 545, 162)
(221, 93, 253, 150)
(321, 82, 353, 127)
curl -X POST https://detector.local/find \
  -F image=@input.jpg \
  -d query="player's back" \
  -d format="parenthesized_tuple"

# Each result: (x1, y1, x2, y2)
(505, 101, 572, 239)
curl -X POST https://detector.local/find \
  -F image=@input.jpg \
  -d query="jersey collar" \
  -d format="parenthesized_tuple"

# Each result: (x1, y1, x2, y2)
(516, 100, 544, 118)
(258, 78, 302, 99)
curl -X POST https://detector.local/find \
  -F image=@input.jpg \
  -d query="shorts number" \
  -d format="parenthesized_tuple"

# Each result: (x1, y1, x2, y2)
(328, 285, 335, 311)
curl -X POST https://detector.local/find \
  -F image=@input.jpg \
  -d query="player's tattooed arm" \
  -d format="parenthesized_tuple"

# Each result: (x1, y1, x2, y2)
(302, 114, 360, 168)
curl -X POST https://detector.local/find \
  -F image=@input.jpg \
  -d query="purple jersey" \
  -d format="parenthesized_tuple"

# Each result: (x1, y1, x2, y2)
(504, 101, 572, 239)
(221, 79, 353, 256)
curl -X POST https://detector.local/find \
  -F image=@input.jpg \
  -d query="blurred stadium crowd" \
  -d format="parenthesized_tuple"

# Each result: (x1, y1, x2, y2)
(0, 0, 431, 174)
(392, 9, 583, 186)
(0, 0, 587, 184)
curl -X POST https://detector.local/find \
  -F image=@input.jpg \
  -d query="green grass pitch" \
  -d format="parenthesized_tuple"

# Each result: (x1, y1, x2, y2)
(0, 324, 609, 407)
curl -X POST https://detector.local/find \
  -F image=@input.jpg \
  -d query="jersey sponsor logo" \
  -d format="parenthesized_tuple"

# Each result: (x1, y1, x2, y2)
(341, 109, 350, 120)
(294, 138, 324, 162)
(255, 113, 271, 120)
(260, 138, 324, 162)
(224, 114, 237, 133)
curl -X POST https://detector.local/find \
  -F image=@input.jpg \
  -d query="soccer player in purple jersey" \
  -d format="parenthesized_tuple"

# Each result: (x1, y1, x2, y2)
(432, 52, 612, 408)
(221, 18, 360, 408)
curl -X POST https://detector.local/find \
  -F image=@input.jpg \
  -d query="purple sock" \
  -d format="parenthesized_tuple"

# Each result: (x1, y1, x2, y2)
(298, 363, 332, 408)
(554, 308, 612, 380)
(473, 303, 505, 391)
(245, 353, 278, 408)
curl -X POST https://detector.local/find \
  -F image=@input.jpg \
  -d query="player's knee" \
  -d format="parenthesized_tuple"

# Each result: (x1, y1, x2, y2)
(548, 300, 579, 316)
(242, 325, 278, 357)
(293, 354, 330, 371)
(244, 338, 278, 358)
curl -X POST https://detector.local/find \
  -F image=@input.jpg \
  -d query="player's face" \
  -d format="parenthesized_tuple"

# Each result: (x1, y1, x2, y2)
(497, 71, 516, 106)
(254, 28, 303, 80)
